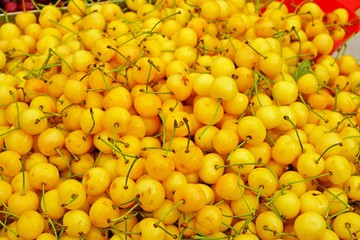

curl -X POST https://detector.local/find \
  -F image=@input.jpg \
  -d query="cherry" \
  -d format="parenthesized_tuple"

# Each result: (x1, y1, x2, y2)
(19, 1, 36, 11)
(4, 1, 19, 12)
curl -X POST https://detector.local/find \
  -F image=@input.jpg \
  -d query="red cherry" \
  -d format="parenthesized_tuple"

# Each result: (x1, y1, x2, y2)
(1, 0, 11, 7)
(55, 0, 65, 7)
(4, 1, 19, 12)
(19, 1, 36, 11)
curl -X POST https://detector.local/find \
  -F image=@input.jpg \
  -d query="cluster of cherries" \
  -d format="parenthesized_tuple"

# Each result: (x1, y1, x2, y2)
(0, 0, 56, 12)
(0, 0, 359, 239)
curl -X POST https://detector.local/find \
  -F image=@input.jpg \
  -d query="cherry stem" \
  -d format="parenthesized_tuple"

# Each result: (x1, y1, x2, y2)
(0, 197, 14, 219)
(232, 172, 264, 198)
(80, 64, 100, 82)
(333, 85, 339, 112)
(141, 146, 168, 152)
(139, 88, 172, 95)
(343, 135, 360, 141)
(265, 192, 286, 219)
(179, 210, 195, 224)
(0, 209, 18, 219)
(94, 151, 103, 167)
(186, 224, 209, 238)
(245, 40, 267, 59)
(214, 164, 226, 169)
(61, 194, 79, 207)
(50, 19, 78, 36)
(262, 164, 283, 193)
(112, 197, 139, 211)
(298, 93, 328, 123)
(198, 98, 222, 139)
(222, 32, 237, 51)
(0, 219, 17, 236)
(169, 100, 179, 112)
(57, 224, 67, 238)
(316, 184, 351, 219)
(148, 58, 160, 72)
(20, 157, 26, 195)
(264, 133, 275, 147)
(184, 0, 200, 9)
(277, 232, 298, 238)
(289, 26, 302, 64)
(0, 127, 19, 137)
(83, 108, 95, 141)
(226, 162, 257, 169)
(158, 108, 167, 148)
(250, 74, 262, 109)
(154, 223, 178, 239)
(198, 39, 225, 55)
(73, 0, 87, 15)
(107, 45, 137, 67)
(9, 91, 21, 129)
(35, 114, 57, 124)
(111, 139, 130, 148)
(41, 183, 58, 238)
(68, 152, 78, 162)
(50, 48, 74, 75)
(328, 114, 352, 133)
(0, 9, 9, 23)
(29, 0, 41, 11)
(164, 119, 178, 157)
(110, 214, 137, 238)
(183, 117, 191, 153)
(345, 222, 353, 240)
(124, 156, 139, 189)
(112, 124, 119, 155)
(137, 9, 181, 46)
(254, 70, 280, 106)
(155, 200, 184, 226)
(285, 172, 332, 189)
(333, 42, 347, 61)
(178, 227, 186, 240)
(37, 49, 53, 78)
(99, 136, 138, 159)
(58, 102, 76, 116)
(55, 148, 73, 177)
(110, 201, 140, 223)
(263, 225, 278, 237)
(227, 137, 251, 162)
(316, 142, 343, 163)
(283, 115, 304, 152)
(254, 186, 263, 214)
(145, 60, 154, 92)
(273, 29, 290, 39)
(328, 201, 351, 220)
(100, 62, 112, 91)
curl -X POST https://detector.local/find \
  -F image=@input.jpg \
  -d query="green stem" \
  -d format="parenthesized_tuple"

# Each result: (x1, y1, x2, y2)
(164, 119, 177, 157)
(41, 183, 58, 238)
(55, 148, 73, 177)
(198, 98, 222, 139)
(283, 115, 304, 152)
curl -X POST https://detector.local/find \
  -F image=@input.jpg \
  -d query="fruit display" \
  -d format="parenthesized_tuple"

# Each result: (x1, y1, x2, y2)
(0, 0, 359, 239)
